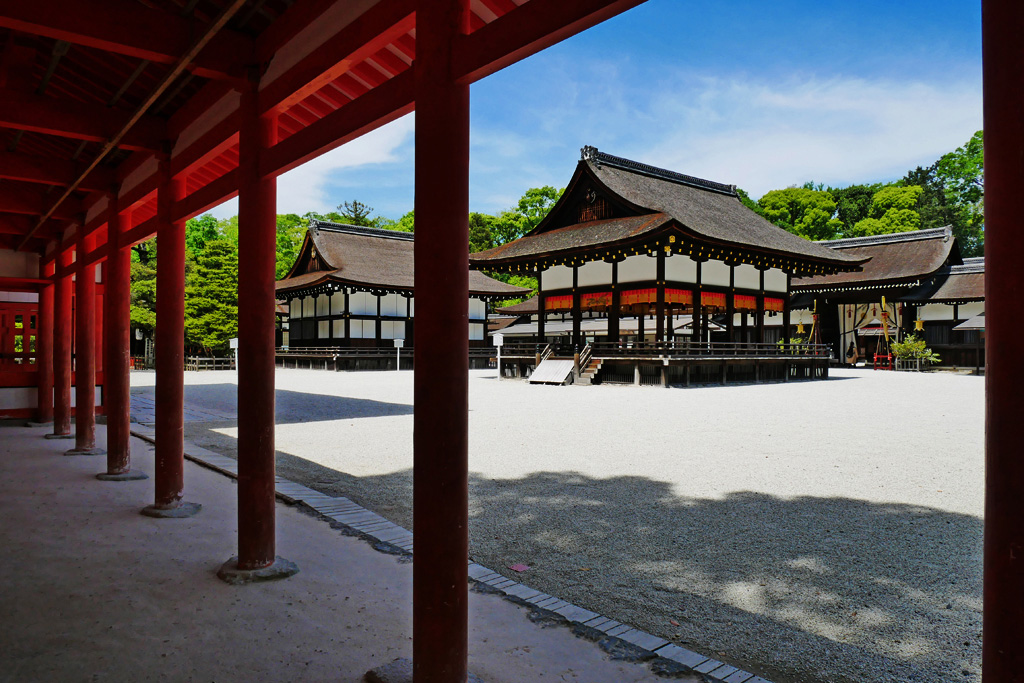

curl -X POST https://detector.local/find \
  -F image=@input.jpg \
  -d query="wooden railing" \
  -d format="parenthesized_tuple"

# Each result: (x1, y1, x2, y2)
(185, 356, 236, 371)
(587, 341, 832, 359)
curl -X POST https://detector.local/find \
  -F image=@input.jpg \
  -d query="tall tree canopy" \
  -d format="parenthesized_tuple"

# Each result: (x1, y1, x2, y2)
(756, 187, 842, 241)
(491, 185, 563, 245)
(184, 239, 239, 355)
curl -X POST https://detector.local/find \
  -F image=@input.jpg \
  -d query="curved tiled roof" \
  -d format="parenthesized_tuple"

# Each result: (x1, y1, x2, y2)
(276, 222, 528, 298)
(792, 227, 960, 291)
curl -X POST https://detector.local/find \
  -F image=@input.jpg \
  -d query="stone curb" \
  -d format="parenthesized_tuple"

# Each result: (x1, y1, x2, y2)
(128, 425, 771, 683)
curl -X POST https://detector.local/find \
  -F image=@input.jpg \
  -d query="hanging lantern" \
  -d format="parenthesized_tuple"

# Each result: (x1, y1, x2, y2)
(915, 319, 924, 332)
(796, 322, 806, 334)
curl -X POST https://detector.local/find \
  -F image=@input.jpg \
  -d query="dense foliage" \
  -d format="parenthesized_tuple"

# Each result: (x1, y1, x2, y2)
(742, 131, 984, 255)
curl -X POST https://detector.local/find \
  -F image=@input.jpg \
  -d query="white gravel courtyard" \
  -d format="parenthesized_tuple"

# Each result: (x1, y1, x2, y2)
(131, 367, 984, 683)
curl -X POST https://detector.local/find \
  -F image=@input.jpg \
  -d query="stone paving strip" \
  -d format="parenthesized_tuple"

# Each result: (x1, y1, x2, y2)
(128, 423, 770, 683)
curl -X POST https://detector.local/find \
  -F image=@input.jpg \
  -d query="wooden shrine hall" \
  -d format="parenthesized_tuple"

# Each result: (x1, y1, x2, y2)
(470, 147, 865, 385)
(274, 220, 525, 369)
(0, 1, 1022, 681)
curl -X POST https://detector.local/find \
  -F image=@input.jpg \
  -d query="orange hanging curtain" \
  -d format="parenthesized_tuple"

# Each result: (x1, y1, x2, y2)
(581, 291, 612, 308)
(765, 297, 784, 312)
(543, 295, 572, 311)
(665, 288, 693, 305)
(701, 291, 726, 307)
(734, 294, 757, 310)
(620, 288, 657, 305)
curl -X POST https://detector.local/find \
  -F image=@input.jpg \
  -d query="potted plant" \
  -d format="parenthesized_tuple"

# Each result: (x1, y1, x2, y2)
(891, 334, 941, 371)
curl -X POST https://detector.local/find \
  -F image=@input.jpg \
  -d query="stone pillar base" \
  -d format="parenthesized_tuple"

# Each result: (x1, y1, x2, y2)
(216, 556, 298, 585)
(97, 470, 149, 482)
(64, 447, 106, 456)
(140, 501, 202, 518)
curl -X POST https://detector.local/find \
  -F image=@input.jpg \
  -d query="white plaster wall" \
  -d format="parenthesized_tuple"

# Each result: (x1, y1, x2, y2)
(290, 299, 302, 318)
(380, 293, 401, 317)
(469, 323, 485, 340)
(577, 261, 612, 288)
(331, 292, 345, 314)
(0, 387, 35, 411)
(316, 294, 330, 315)
(332, 320, 345, 338)
(959, 301, 985, 318)
(702, 259, 731, 287)
(302, 296, 315, 317)
(469, 299, 486, 319)
(919, 303, 956, 321)
(765, 268, 788, 293)
(618, 255, 656, 283)
(665, 254, 697, 284)
(0, 249, 40, 279)
(734, 264, 760, 290)
(0, 291, 39, 303)
(350, 291, 376, 315)
(543, 265, 573, 290)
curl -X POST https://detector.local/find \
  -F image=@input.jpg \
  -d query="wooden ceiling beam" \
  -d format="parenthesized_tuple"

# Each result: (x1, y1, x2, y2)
(0, 0, 252, 80)
(0, 183, 83, 221)
(0, 89, 166, 151)
(453, 0, 647, 84)
(0, 151, 115, 192)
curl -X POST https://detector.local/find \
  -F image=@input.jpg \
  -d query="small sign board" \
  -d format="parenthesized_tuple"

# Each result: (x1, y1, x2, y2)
(394, 338, 405, 348)
(229, 337, 239, 349)
(493, 333, 504, 347)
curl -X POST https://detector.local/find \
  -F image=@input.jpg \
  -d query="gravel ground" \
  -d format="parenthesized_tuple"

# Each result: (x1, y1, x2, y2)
(131, 367, 984, 683)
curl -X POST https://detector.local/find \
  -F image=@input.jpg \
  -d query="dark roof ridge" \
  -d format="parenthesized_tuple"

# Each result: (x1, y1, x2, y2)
(580, 145, 737, 197)
(816, 226, 952, 249)
(948, 258, 985, 275)
(310, 220, 414, 241)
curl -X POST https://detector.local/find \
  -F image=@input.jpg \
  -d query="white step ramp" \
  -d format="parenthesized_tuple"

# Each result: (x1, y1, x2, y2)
(529, 359, 575, 385)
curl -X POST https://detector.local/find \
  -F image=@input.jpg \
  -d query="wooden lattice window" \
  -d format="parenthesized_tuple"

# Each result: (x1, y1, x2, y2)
(578, 197, 610, 223)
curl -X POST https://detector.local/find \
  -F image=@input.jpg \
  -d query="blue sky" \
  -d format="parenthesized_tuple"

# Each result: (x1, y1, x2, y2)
(212, 0, 982, 221)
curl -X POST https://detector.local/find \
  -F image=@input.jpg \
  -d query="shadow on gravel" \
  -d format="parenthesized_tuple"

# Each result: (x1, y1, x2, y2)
(132, 383, 412, 423)
(244, 454, 981, 683)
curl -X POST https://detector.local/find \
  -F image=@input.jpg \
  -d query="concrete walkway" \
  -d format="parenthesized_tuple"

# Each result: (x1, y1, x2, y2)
(0, 422, 700, 683)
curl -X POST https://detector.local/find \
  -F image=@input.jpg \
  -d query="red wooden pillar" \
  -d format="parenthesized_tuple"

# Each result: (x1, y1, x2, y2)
(47, 248, 74, 439)
(34, 257, 54, 425)
(217, 79, 296, 582)
(143, 162, 197, 515)
(99, 197, 146, 481)
(982, 1, 1024, 679)
(66, 229, 104, 456)
(413, 0, 471, 679)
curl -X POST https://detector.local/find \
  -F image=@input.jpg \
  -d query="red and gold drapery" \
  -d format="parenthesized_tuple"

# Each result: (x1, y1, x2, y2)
(734, 294, 757, 311)
(543, 294, 572, 311)
(701, 291, 726, 307)
(765, 297, 784, 312)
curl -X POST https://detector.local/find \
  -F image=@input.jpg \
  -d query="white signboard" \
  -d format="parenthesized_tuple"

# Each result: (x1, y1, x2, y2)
(394, 338, 405, 348)
(493, 333, 504, 347)
(229, 337, 239, 349)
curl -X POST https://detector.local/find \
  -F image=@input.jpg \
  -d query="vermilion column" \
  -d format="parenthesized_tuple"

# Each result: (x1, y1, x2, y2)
(217, 80, 296, 582)
(98, 198, 146, 481)
(413, 0, 471, 679)
(47, 248, 74, 439)
(143, 163, 197, 516)
(66, 229, 104, 456)
(34, 257, 54, 425)
(982, 1, 1024, 679)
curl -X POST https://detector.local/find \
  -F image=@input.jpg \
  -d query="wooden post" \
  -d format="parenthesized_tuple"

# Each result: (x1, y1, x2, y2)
(217, 80, 296, 582)
(655, 252, 665, 342)
(47, 248, 74, 439)
(536, 268, 545, 343)
(572, 266, 581, 350)
(66, 228, 103, 456)
(35, 257, 54, 425)
(757, 269, 766, 345)
(144, 160, 198, 514)
(726, 265, 735, 343)
(693, 260, 702, 344)
(413, 1, 471, 678)
(98, 193, 145, 480)
(982, 1, 1024, 677)
(609, 261, 620, 342)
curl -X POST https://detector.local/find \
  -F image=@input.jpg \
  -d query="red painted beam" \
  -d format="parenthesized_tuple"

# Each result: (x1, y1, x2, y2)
(0, 151, 115, 192)
(0, 0, 252, 80)
(0, 89, 166, 152)
(0, 276, 50, 290)
(173, 170, 238, 223)
(0, 183, 83, 221)
(453, 0, 648, 84)
(170, 114, 240, 178)
(263, 69, 415, 177)
(258, 0, 415, 114)
(256, 0, 342, 62)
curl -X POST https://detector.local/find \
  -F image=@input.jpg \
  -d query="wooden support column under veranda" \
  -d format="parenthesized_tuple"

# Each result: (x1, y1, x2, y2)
(99, 195, 146, 481)
(143, 161, 198, 517)
(66, 228, 103, 456)
(217, 81, 296, 582)
(34, 257, 54, 425)
(413, 0, 471, 678)
(981, 0, 1024, 678)
(47, 248, 73, 440)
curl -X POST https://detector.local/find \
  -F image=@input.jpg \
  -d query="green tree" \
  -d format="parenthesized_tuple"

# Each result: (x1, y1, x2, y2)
(735, 188, 762, 215)
(378, 210, 415, 233)
(468, 212, 495, 253)
(492, 186, 563, 245)
(184, 239, 238, 355)
(276, 213, 306, 279)
(130, 252, 157, 335)
(757, 187, 843, 240)
(337, 200, 383, 227)
(185, 214, 220, 259)
(934, 130, 984, 255)
(830, 183, 886, 235)
(849, 185, 923, 237)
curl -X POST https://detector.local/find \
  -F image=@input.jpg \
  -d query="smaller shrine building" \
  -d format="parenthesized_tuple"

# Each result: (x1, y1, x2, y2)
(275, 221, 527, 353)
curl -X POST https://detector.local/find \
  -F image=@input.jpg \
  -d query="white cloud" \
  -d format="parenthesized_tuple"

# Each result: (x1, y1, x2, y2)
(206, 114, 415, 218)
(638, 75, 982, 197)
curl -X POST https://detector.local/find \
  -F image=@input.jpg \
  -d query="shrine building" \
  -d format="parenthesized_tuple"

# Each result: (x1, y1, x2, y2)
(791, 228, 986, 368)
(274, 221, 525, 366)
(470, 147, 866, 385)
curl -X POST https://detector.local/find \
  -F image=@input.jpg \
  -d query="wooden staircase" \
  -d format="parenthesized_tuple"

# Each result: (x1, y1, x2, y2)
(576, 358, 603, 385)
